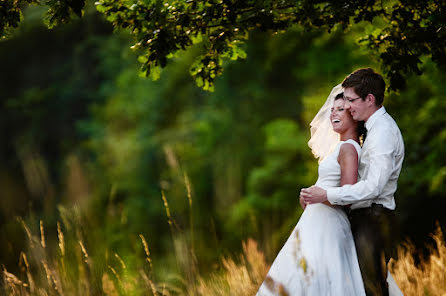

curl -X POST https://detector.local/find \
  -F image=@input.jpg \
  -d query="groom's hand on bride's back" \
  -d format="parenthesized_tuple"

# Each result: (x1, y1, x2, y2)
(300, 186, 328, 204)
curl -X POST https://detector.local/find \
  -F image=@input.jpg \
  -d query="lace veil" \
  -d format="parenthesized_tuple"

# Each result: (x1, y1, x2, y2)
(308, 84, 343, 162)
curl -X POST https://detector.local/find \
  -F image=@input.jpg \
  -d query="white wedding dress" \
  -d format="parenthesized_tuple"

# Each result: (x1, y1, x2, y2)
(257, 140, 365, 296)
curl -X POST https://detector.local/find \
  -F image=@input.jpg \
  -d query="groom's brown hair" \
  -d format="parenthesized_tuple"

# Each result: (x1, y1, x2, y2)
(342, 68, 385, 106)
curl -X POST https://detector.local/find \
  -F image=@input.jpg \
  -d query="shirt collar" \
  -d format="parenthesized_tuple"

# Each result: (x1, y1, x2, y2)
(365, 106, 386, 131)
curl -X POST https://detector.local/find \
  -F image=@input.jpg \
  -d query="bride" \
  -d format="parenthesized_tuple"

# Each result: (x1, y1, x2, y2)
(257, 85, 403, 295)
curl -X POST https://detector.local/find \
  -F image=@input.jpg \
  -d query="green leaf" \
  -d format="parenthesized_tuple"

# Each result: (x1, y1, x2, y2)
(148, 65, 161, 81)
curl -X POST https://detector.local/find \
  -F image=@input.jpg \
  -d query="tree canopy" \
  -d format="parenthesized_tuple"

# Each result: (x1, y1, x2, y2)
(2, 0, 445, 90)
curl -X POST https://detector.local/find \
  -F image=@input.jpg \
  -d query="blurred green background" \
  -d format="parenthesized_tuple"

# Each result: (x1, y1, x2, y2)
(1, 5, 445, 292)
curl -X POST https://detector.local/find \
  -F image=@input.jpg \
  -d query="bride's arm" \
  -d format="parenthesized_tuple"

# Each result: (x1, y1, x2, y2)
(322, 143, 359, 206)
(338, 143, 359, 201)
(338, 143, 359, 186)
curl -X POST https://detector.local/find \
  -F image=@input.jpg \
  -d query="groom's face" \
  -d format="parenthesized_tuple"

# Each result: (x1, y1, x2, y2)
(344, 87, 367, 121)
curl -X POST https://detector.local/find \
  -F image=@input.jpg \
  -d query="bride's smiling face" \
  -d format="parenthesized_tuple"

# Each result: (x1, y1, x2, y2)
(330, 98, 356, 134)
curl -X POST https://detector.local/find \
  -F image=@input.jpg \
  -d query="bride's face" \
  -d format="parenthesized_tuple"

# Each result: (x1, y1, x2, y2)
(330, 99, 356, 134)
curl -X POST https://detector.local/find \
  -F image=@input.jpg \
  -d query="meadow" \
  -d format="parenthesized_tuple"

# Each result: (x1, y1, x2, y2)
(3, 197, 445, 295)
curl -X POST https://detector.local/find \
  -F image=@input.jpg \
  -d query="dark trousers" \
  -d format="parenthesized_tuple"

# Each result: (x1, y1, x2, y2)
(347, 204, 396, 296)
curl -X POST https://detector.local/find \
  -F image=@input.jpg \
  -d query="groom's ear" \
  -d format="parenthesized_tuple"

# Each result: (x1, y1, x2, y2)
(366, 94, 376, 106)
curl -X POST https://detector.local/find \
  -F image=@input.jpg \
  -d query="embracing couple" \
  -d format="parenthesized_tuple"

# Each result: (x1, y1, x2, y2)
(257, 68, 405, 296)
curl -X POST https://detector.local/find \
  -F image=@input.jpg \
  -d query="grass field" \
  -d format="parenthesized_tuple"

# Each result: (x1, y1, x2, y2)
(2, 214, 445, 296)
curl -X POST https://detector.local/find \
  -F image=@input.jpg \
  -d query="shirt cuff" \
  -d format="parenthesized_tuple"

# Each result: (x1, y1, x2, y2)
(327, 187, 341, 205)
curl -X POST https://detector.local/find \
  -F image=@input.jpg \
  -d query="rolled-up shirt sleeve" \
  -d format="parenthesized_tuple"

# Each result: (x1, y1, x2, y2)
(327, 127, 396, 205)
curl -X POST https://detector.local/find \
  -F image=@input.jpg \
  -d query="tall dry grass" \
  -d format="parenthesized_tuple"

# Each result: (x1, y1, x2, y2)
(390, 224, 446, 296)
(2, 215, 176, 296)
(196, 239, 269, 296)
(2, 163, 445, 296)
(1, 216, 267, 296)
(4, 219, 446, 295)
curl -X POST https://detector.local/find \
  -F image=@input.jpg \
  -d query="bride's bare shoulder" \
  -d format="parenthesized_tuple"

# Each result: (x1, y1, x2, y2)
(338, 142, 359, 162)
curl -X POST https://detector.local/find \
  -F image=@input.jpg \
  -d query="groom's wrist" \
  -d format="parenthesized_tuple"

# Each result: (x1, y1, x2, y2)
(326, 188, 340, 204)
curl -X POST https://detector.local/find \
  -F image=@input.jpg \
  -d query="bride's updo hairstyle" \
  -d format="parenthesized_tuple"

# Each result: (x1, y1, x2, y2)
(334, 93, 344, 101)
(335, 92, 367, 144)
(342, 68, 386, 106)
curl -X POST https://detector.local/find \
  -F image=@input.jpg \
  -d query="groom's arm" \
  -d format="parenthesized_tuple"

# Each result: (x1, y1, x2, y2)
(326, 128, 397, 206)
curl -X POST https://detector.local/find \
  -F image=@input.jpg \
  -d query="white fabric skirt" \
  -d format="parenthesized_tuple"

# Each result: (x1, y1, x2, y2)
(257, 203, 366, 296)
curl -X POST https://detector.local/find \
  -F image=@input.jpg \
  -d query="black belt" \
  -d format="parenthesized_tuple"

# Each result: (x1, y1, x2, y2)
(346, 203, 390, 217)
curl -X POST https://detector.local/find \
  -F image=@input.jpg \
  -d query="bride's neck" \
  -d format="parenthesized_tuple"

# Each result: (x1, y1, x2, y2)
(340, 130, 359, 143)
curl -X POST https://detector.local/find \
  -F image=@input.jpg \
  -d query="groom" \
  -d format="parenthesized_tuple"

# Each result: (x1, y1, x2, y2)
(301, 68, 404, 296)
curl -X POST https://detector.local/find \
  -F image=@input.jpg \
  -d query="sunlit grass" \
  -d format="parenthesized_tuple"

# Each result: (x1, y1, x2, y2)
(390, 224, 446, 296)
(3, 215, 177, 295)
(2, 215, 267, 296)
(197, 239, 268, 296)
(3, 215, 445, 295)
(2, 167, 445, 295)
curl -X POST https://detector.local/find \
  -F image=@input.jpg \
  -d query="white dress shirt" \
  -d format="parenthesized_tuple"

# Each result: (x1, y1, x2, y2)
(327, 106, 405, 210)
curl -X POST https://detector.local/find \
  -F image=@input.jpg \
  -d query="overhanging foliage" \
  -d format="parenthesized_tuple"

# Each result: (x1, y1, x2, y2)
(2, 0, 445, 90)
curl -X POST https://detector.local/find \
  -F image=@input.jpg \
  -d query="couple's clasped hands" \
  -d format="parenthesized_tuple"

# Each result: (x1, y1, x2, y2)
(299, 186, 328, 209)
